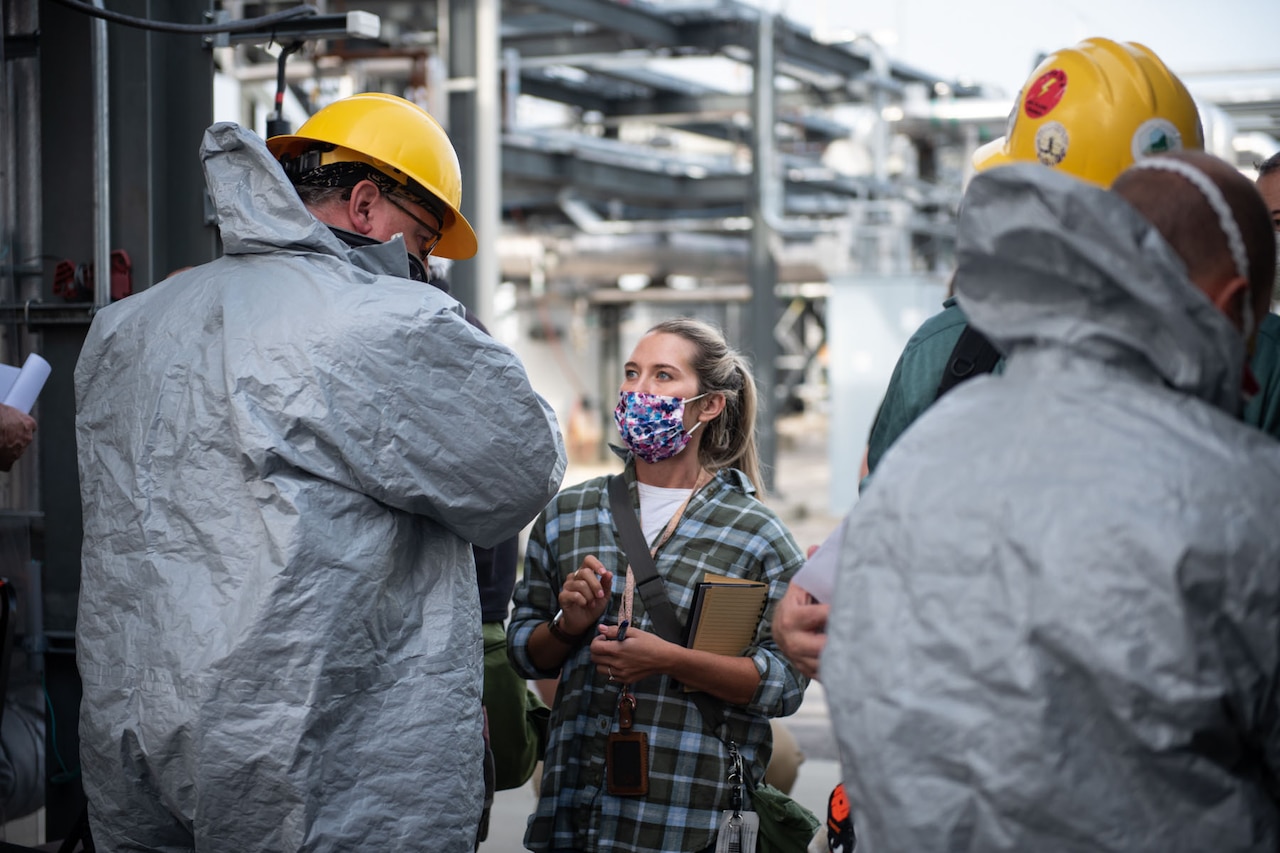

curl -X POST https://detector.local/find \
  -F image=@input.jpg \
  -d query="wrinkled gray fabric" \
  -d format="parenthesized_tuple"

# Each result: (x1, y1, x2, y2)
(824, 164, 1280, 853)
(74, 123, 566, 852)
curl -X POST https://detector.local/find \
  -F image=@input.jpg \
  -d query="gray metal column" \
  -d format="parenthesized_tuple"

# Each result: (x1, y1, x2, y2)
(31, 3, 88, 840)
(3, 15, 51, 837)
(109, 0, 219, 288)
(37, 0, 216, 631)
(445, 0, 499, 323)
(36, 1, 216, 838)
(90, 0, 111, 312)
(5, 0, 41, 514)
(749, 13, 779, 492)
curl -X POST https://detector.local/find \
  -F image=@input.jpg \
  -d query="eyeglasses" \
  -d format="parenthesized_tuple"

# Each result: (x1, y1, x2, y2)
(383, 193, 444, 261)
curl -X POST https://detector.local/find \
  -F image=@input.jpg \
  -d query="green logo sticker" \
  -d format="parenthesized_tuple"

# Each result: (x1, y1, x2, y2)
(1131, 118, 1183, 161)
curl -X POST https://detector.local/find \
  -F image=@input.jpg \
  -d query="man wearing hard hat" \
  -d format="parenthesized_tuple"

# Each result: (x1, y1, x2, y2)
(774, 39, 1249, 853)
(864, 37, 1210, 477)
(75, 93, 566, 851)
(824, 144, 1280, 853)
(778, 35, 1210, 692)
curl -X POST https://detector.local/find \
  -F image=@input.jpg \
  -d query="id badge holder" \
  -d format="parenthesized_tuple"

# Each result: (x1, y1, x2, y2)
(606, 691, 649, 796)
(715, 811, 759, 853)
(715, 741, 759, 852)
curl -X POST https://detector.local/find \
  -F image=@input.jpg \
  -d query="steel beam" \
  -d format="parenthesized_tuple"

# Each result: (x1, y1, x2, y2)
(517, 75, 617, 115)
(502, 142, 750, 203)
(521, 0, 678, 46)
(500, 31, 638, 60)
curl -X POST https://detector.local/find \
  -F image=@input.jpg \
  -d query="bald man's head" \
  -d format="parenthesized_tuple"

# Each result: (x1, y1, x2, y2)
(1113, 151, 1275, 335)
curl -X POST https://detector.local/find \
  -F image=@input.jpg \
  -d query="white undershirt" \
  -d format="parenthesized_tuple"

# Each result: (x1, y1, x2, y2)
(636, 481, 694, 548)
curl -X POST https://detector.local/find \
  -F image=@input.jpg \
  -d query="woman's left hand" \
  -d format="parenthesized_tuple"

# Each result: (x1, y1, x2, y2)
(589, 624, 672, 684)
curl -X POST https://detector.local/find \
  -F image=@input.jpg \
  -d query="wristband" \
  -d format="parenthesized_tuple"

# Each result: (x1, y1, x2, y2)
(547, 609, 591, 645)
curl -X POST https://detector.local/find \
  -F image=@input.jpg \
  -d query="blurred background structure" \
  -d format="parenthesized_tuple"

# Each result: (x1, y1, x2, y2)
(0, 0, 1277, 845)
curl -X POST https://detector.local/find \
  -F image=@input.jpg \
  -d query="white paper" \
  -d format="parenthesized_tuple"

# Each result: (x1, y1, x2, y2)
(0, 354, 51, 414)
(789, 515, 848, 604)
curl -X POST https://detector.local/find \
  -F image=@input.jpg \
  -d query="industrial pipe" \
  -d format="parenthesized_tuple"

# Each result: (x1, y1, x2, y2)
(91, 0, 111, 310)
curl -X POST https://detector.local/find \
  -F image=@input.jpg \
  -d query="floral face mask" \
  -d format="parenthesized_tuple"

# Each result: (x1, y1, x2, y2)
(614, 391, 706, 464)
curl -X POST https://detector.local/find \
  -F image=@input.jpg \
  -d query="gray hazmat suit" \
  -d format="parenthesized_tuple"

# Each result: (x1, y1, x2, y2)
(74, 123, 566, 852)
(824, 164, 1280, 852)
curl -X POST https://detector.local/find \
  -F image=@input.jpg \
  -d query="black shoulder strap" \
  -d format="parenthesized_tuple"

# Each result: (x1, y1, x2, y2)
(607, 474, 723, 732)
(935, 324, 1001, 399)
(608, 474, 684, 642)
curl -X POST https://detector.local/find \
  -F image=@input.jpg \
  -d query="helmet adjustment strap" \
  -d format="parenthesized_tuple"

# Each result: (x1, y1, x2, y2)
(282, 144, 447, 224)
(278, 143, 335, 182)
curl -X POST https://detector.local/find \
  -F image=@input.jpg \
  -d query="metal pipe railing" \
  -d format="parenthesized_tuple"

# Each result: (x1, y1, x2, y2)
(91, 0, 111, 311)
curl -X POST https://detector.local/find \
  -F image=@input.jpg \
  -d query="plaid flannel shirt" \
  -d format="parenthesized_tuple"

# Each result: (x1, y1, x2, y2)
(508, 460, 808, 852)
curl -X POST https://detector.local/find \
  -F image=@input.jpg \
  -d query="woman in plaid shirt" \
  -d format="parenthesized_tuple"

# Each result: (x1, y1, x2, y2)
(508, 317, 809, 852)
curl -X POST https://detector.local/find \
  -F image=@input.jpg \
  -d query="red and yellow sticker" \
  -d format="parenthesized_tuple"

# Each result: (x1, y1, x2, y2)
(1024, 69, 1068, 119)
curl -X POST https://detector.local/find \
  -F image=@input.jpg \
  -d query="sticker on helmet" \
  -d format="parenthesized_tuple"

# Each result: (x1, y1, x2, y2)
(1024, 69, 1068, 119)
(1131, 118, 1183, 161)
(1035, 122, 1069, 166)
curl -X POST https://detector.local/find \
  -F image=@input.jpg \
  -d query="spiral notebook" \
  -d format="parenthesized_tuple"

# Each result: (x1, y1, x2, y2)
(684, 573, 768, 657)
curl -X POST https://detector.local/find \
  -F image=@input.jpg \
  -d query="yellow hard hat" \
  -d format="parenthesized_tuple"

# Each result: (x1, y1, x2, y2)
(972, 38, 1204, 188)
(268, 92, 477, 260)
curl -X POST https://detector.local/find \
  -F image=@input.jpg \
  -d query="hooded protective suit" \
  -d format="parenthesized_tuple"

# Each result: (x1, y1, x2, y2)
(74, 123, 566, 852)
(824, 164, 1280, 852)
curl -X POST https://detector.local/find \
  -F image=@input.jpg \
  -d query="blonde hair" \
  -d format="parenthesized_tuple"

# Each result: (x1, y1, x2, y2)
(647, 317, 763, 494)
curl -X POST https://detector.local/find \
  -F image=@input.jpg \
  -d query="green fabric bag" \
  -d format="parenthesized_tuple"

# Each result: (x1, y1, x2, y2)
(750, 782, 821, 853)
(482, 621, 548, 790)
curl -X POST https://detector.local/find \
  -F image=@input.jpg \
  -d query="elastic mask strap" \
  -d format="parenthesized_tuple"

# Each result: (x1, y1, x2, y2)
(1129, 157, 1249, 282)
(683, 393, 707, 435)
(326, 225, 379, 249)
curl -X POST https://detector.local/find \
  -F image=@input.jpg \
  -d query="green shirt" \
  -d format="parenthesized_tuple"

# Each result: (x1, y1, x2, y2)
(1245, 312, 1280, 438)
(865, 298, 1005, 477)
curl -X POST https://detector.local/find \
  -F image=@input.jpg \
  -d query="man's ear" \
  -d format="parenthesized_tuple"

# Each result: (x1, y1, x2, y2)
(1210, 275, 1252, 333)
(345, 181, 383, 236)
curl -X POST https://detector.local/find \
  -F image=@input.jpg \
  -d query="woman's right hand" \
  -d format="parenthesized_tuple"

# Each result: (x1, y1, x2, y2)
(557, 555, 614, 635)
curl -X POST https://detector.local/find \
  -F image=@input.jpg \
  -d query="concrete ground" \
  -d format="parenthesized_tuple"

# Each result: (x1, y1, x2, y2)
(482, 411, 846, 851)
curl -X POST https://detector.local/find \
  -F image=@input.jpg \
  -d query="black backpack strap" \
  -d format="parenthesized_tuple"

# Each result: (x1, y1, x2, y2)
(935, 324, 1001, 399)
(607, 474, 724, 734)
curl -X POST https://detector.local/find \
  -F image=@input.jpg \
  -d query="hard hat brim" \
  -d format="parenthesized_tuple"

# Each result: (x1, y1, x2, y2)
(971, 137, 1014, 174)
(433, 210, 478, 261)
